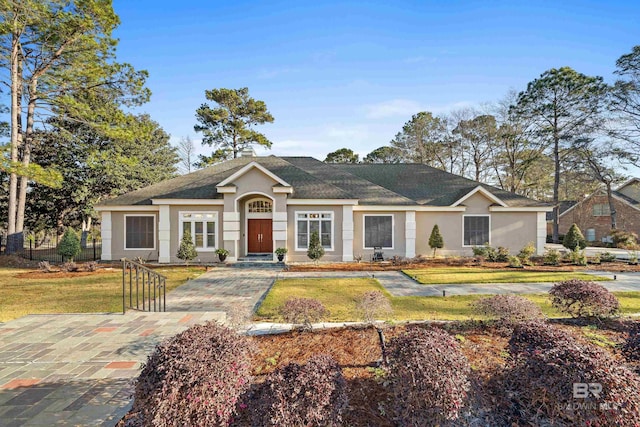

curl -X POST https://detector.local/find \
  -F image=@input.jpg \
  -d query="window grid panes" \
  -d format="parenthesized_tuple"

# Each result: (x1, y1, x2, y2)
(125, 216, 155, 249)
(180, 212, 216, 250)
(296, 212, 332, 249)
(592, 204, 610, 216)
(248, 200, 273, 213)
(364, 216, 393, 248)
(464, 216, 489, 246)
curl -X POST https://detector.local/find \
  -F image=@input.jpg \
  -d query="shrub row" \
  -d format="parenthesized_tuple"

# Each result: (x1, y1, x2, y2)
(503, 321, 640, 426)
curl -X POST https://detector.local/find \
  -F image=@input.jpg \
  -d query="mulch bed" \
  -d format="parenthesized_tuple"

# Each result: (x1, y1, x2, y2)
(14, 268, 118, 279)
(121, 321, 638, 426)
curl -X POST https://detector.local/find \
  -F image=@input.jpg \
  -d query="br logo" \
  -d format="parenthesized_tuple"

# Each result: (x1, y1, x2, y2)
(573, 383, 602, 399)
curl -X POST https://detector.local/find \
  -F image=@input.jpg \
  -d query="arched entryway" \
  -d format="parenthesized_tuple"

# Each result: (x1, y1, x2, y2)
(245, 197, 273, 254)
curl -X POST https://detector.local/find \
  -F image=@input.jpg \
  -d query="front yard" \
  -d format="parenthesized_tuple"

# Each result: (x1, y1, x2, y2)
(255, 278, 640, 322)
(403, 267, 611, 284)
(0, 266, 205, 322)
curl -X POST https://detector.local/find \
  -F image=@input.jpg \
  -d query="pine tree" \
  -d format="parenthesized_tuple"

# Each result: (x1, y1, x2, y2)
(307, 231, 325, 264)
(177, 230, 198, 265)
(429, 224, 444, 257)
(563, 223, 587, 251)
(57, 228, 81, 262)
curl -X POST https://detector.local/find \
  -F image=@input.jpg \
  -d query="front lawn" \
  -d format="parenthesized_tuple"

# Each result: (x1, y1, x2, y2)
(0, 266, 204, 322)
(403, 267, 610, 285)
(255, 278, 640, 322)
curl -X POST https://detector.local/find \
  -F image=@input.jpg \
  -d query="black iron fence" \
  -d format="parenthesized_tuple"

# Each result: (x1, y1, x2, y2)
(0, 235, 102, 263)
(122, 258, 166, 313)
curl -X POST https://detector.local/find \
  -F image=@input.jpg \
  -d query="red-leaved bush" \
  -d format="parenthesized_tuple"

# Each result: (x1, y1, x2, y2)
(279, 297, 328, 331)
(622, 331, 640, 363)
(356, 290, 393, 323)
(129, 321, 253, 426)
(386, 327, 471, 425)
(472, 295, 544, 333)
(549, 279, 620, 318)
(249, 354, 348, 426)
(502, 321, 640, 426)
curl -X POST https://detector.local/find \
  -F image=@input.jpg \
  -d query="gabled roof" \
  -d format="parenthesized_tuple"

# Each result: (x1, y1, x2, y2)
(98, 156, 548, 208)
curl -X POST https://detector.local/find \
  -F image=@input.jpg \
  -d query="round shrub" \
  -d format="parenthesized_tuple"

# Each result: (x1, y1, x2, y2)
(472, 295, 544, 333)
(504, 321, 640, 426)
(622, 332, 640, 363)
(549, 279, 620, 318)
(250, 354, 348, 426)
(563, 223, 587, 250)
(356, 290, 393, 323)
(130, 321, 253, 426)
(279, 297, 328, 331)
(386, 327, 471, 424)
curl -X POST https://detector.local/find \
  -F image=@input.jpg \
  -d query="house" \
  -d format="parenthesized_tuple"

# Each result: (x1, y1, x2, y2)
(95, 152, 552, 263)
(558, 178, 640, 242)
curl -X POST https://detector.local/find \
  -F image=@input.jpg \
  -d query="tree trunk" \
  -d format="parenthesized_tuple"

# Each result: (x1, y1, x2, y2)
(7, 28, 20, 236)
(606, 182, 617, 231)
(552, 114, 561, 244)
(16, 77, 38, 233)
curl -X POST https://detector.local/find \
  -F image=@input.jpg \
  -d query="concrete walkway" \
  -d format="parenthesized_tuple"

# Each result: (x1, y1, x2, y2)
(0, 267, 278, 427)
(0, 311, 223, 427)
(280, 270, 640, 296)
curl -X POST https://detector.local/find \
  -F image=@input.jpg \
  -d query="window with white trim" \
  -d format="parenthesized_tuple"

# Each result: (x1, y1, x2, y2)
(463, 215, 490, 246)
(364, 215, 393, 248)
(125, 215, 155, 249)
(296, 212, 333, 250)
(179, 212, 217, 251)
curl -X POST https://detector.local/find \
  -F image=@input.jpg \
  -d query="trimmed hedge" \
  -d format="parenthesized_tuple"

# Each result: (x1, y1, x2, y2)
(250, 354, 347, 426)
(386, 327, 470, 424)
(549, 279, 619, 318)
(503, 321, 640, 426)
(131, 322, 253, 426)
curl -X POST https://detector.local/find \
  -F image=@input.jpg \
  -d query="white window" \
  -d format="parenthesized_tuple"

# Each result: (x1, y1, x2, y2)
(179, 212, 218, 251)
(296, 212, 333, 251)
(364, 215, 394, 249)
(463, 215, 490, 246)
(125, 215, 156, 250)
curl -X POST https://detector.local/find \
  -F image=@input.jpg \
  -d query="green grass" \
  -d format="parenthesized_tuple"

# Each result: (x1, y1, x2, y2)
(256, 278, 640, 322)
(0, 266, 204, 322)
(403, 267, 610, 285)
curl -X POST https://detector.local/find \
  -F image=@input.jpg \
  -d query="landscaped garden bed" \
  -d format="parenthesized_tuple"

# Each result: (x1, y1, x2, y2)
(123, 320, 640, 426)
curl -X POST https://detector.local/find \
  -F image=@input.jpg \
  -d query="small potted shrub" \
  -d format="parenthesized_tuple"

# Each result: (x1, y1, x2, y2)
(275, 247, 288, 262)
(215, 248, 229, 262)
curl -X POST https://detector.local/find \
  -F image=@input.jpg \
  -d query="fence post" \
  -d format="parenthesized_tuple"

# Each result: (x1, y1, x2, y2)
(93, 243, 96, 261)
(122, 259, 126, 315)
(29, 240, 32, 261)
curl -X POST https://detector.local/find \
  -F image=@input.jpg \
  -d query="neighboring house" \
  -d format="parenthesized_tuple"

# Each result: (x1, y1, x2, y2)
(558, 178, 640, 242)
(95, 152, 551, 263)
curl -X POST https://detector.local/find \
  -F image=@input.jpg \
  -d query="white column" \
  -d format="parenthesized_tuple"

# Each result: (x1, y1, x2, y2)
(223, 211, 240, 261)
(158, 205, 171, 263)
(405, 211, 416, 258)
(342, 205, 354, 262)
(101, 211, 112, 261)
(536, 212, 547, 255)
(273, 211, 288, 261)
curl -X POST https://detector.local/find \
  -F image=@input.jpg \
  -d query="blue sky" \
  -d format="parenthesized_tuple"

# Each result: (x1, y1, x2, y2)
(112, 0, 639, 162)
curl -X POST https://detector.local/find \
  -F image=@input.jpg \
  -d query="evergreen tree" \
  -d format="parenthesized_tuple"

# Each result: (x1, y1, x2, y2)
(177, 230, 198, 265)
(563, 223, 587, 251)
(429, 224, 444, 257)
(307, 231, 325, 264)
(57, 228, 81, 262)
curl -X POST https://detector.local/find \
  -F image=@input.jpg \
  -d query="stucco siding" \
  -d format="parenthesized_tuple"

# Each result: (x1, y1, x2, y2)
(110, 211, 159, 261)
(168, 205, 223, 263)
(415, 212, 466, 256)
(353, 211, 406, 260)
(491, 212, 538, 253)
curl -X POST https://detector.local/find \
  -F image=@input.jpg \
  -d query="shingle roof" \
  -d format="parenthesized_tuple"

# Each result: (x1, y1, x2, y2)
(98, 156, 548, 208)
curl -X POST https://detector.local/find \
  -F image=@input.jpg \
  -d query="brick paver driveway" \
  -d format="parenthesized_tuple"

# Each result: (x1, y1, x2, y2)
(0, 266, 278, 426)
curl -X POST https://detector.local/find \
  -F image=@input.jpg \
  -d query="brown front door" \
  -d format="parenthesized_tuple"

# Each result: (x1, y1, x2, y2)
(248, 219, 273, 253)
